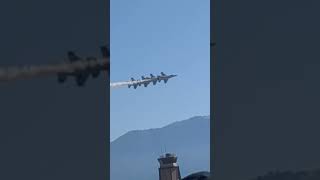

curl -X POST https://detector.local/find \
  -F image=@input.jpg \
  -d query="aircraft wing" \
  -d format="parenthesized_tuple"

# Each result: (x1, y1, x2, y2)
(152, 80, 157, 85)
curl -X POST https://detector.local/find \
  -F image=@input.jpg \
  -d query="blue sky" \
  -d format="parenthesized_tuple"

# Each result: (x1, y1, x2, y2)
(111, 0, 210, 141)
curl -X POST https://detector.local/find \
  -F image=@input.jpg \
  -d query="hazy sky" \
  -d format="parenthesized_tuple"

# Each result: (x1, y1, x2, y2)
(110, 0, 210, 141)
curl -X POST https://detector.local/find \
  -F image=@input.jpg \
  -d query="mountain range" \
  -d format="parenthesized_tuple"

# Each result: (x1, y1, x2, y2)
(110, 115, 210, 180)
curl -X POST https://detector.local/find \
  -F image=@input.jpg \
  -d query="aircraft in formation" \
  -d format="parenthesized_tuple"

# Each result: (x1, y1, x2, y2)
(57, 46, 109, 86)
(128, 72, 177, 89)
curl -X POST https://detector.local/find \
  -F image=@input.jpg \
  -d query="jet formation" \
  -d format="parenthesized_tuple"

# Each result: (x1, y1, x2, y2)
(128, 72, 177, 89)
(57, 46, 110, 86)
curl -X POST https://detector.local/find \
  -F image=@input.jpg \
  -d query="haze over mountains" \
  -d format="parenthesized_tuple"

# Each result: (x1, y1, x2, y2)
(111, 116, 210, 180)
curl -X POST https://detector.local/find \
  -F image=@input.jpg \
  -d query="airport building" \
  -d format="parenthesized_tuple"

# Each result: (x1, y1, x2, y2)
(158, 153, 210, 180)
(158, 153, 181, 180)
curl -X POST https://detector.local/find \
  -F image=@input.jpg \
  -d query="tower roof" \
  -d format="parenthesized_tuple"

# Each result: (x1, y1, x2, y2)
(158, 153, 178, 164)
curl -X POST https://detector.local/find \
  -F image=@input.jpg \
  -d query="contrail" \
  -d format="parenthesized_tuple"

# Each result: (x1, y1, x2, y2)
(0, 59, 109, 82)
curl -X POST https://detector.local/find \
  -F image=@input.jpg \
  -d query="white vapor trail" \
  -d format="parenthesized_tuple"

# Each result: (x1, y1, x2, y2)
(110, 81, 132, 88)
(0, 59, 109, 82)
(110, 79, 149, 89)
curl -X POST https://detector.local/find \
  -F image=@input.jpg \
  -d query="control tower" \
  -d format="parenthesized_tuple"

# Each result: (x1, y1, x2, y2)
(158, 153, 181, 180)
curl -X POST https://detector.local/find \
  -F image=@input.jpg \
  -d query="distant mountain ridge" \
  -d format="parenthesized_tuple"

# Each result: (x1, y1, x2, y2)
(111, 115, 210, 180)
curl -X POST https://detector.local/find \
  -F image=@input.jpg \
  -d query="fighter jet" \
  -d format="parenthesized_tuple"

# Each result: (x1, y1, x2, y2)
(127, 72, 177, 89)
(141, 72, 176, 87)
(128, 76, 153, 88)
(141, 76, 153, 87)
(57, 46, 109, 86)
(149, 74, 158, 85)
(128, 78, 144, 89)
(157, 72, 177, 84)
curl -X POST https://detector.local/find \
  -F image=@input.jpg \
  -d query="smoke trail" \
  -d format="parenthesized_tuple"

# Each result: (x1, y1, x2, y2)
(110, 81, 132, 88)
(0, 59, 109, 82)
(110, 79, 149, 89)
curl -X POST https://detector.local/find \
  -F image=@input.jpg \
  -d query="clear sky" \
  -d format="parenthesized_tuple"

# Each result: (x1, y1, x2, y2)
(110, 0, 210, 141)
